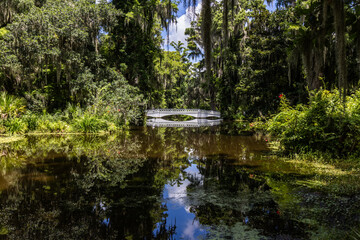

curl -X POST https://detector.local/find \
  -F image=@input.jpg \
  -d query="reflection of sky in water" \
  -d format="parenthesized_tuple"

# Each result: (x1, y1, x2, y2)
(155, 152, 208, 239)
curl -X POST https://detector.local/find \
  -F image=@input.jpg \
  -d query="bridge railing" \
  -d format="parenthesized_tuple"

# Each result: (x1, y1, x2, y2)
(146, 109, 220, 115)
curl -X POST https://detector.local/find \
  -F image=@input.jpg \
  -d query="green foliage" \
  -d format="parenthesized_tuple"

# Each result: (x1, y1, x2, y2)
(267, 89, 360, 158)
(0, 98, 129, 134)
(207, 222, 265, 239)
(0, 92, 26, 119)
(0, 28, 9, 39)
(0, 0, 120, 109)
(36, 114, 70, 133)
(153, 47, 191, 108)
(72, 114, 109, 133)
(21, 112, 39, 131)
(350, 228, 360, 240)
(4, 118, 28, 134)
(24, 90, 49, 112)
(85, 69, 146, 125)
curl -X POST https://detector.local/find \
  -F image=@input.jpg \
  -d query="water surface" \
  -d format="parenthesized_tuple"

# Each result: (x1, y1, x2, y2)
(0, 125, 359, 239)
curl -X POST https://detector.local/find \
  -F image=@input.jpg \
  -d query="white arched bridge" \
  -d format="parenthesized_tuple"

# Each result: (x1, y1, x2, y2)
(146, 118, 222, 128)
(146, 109, 221, 119)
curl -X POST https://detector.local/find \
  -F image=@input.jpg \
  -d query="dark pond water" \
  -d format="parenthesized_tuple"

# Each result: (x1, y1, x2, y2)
(0, 124, 360, 239)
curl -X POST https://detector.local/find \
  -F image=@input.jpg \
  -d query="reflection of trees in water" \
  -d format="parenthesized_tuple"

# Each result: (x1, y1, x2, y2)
(0, 126, 267, 238)
(0, 133, 177, 239)
(185, 154, 360, 239)
(185, 155, 308, 239)
(141, 126, 268, 162)
(0, 127, 283, 239)
(1, 127, 357, 239)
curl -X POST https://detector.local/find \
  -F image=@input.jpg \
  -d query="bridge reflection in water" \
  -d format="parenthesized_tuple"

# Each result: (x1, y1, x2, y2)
(146, 109, 222, 128)
(146, 118, 222, 128)
(146, 109, 221, 118)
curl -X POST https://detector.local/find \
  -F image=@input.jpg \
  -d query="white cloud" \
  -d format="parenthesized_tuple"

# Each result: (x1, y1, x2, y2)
(164, 2, 202, 48)
(166, 178, 190, 206)
(182, 219, 201, 240)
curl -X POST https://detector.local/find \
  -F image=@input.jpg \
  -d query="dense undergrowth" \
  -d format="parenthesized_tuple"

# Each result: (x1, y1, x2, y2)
(265, 89, 360, 159)
(0, 91, 144, 134)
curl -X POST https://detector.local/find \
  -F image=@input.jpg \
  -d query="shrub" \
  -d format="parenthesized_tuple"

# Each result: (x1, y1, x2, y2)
(21, 112, 39, 131)
(72, 114, 109, 133)
(0, 121, 5, 134)
(62, 103, 83, 122)
(85, 70, 146, 126)
(36, 113, 69, 133)
(267, 89, 360, 158)
(4, 118, 28, 134)
(0, 91, 26, 119)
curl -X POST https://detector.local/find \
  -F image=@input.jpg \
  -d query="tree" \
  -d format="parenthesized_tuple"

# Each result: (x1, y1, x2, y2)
(107, 0, 178, 108)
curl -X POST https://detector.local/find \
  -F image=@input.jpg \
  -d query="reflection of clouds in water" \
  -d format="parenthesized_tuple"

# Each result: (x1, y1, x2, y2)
(163, 161, 208, 238)
(182, 219, 201, 240)
(186, 164, 203, 187)
(185, 164, 200, 175)
(165, 179, 198, 213)
(166, 164, 202, 208)
(166, 178, 190, 207)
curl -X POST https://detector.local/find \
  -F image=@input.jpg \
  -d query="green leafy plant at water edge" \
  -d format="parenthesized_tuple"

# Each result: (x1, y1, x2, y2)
(21, 112, 39, 131)
(0, 121, 5, 134)
(267, 89, 360, 158)
(72, 114, 109, 133)
(4, 118, 28, 134)
(0, 92, 26, 119)
(35, 113, 70, 133)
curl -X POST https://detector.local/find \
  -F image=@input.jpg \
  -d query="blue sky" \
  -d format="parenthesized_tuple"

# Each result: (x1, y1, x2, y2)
(161, 1, 201, 51)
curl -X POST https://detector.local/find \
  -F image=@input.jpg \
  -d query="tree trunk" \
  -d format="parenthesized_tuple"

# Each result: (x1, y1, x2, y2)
(331, 0, 347, 99)
(201, 0, 215, 109)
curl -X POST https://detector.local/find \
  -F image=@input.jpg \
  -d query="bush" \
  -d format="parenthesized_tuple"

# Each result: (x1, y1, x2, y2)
(72, 114, 109, 133)
(0, 121, 6, 134)
(85, 70, 146, 126)
(4, 118, 28, 134)
(62, 103, 83, 122)
(22, 112, 39, 131)
(267, 89, 360, 158)
(0, 91, 26, 119)
(36, 113, 69, 133)
(0, 86, 135, 134)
